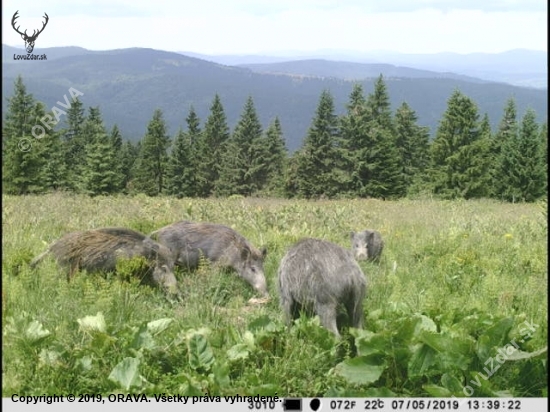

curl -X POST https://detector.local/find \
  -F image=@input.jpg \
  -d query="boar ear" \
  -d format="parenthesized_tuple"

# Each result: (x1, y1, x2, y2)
(148, 230, 158, 240)
(350, 231, 355, 240)
(144, 237, 159, 251)
(260, 247, 267, 259)
(241, 247, 251, 260)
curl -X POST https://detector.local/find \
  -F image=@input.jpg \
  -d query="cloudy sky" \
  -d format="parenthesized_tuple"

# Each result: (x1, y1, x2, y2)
(3, 0, 547, 55)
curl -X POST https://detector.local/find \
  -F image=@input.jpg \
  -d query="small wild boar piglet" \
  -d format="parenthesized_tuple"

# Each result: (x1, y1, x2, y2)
(350, 229, 384, 262)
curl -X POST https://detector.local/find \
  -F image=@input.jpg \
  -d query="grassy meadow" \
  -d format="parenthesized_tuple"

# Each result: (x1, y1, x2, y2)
(2, 193, 547, 397)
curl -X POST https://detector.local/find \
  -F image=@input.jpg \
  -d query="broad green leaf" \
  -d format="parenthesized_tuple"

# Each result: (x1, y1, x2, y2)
(334, 354, 387, 385)
(147, 318, 173, 335)
(414, 330, 474, 371)
(464, 371, 500, 397)
(248, 315, 279, 332)
(413, 314, 438, 335)
(226, 343, 250, 361)
(494, 390, 515, 397)
(242, 330, 255, 349)
(212, 362, 230, 388)
(408, 344, 437, 377)
(132, 324, 155, 350)
(423, 385, 452, 397)
(355, 330, 392, 356)
(387, 301, 412, 314)
(188, 333, 215, 372)
(25, 320, 51, 343)
(108, 357, 144, 390)
(448, 312, 495, 336)
(438, 351, 472, 371)
(394, 315, 422, 343)
(177, 373, 205, 396)
(185, 327, 211, 340)
(349, 327, 372, 340)
(78, 356, 93, 371)
(38, 349, 60, 366)
(441, 373, 466, 396)
(172, 327, 212, 347)
(504, 346, 547, 361)
(418, 331, 453, 352)
(367, 309, 383, 321)
(419, 330, 473, 356)
(77, 312, 106, 334)
(476, 317, 514, 361)
(362, 387, 396, 397)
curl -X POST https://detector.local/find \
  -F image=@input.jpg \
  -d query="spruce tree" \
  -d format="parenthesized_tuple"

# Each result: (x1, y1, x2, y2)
(367, 75, 395, 131)
(294, 90, 342, 198)
(338, 83, 368, 195)
(394, 101, 430, 193)
(363, 125, 406, 198)
(217, 96, 265, 196)
(119, 140, 139, 193)
(186, 106, 202, 147)
(110, 124, 123, 154)
(167, 128, 195, 198)
(262, 117, 288, 195)
(2, 76, 46, 194)
(195, 95, 230, 196)
(82, 107, 119, 195)
(41, 128, 67, 192)
(62, 97, 87, 191)
(540, 121, 548, 181)
(283, 150, 302, 198)
(498, 109, 546, 202)
(132, 109, 171, 196)
(183, 106, 202, 196)
(429, 90, 490, 199)
(339, 82, 405, 198)
(365, 76, 405, 198)
(109, 124, 125, 192)
(491, 98, 518, 198)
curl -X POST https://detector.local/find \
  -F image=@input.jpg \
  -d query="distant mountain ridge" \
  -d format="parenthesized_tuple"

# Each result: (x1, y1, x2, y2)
(180, 49, 547, 89)
(236, 59, 488, 83)
(2, 45, 547, 151)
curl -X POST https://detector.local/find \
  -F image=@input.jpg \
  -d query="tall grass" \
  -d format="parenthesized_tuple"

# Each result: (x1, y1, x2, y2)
(2, 194, 547, 396)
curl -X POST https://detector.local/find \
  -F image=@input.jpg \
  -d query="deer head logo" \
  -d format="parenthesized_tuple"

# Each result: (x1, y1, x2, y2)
(11, 11, 49, 54)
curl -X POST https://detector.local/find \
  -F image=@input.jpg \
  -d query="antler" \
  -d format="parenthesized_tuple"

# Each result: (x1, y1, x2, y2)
(28, 13, 49, 40)
(11, 10, 27, 37)
(11, 11, 49, 40)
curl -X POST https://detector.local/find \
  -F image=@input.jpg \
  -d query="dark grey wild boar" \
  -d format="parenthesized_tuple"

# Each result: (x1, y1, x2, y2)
(30, 227, 179, 295)
(150, 221, 268, 296)
(278, 238, 367, 338)
(350, 229, 384, 262)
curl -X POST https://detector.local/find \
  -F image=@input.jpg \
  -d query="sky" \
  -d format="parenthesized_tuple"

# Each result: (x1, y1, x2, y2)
(2, 0, 547, 55)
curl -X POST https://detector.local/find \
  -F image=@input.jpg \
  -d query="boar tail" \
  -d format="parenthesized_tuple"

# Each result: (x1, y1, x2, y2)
(29, 249, 50, 269)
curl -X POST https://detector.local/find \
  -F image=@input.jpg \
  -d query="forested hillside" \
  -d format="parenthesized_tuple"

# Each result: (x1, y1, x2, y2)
(3, 75, 547, 202)
(2, 46, 547, 151)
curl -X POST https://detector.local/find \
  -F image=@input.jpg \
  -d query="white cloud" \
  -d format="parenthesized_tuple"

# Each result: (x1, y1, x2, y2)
(2, 0, 547, 54)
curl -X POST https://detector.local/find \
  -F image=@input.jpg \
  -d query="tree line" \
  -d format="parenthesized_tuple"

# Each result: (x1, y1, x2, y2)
(3, 75, 547, 202)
